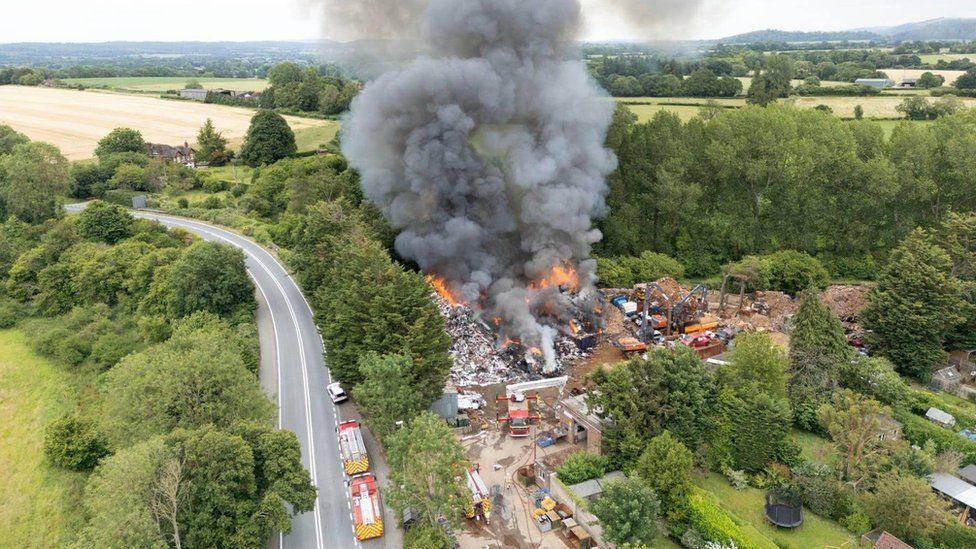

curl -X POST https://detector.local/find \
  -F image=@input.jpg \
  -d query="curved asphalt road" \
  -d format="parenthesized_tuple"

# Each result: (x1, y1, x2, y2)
(65, 204, 397, 549)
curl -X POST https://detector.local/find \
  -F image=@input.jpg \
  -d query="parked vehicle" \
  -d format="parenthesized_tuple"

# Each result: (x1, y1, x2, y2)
(338, 420, 370, 475)
(328, 382, 348, 404)
(350, 473, 384, 541)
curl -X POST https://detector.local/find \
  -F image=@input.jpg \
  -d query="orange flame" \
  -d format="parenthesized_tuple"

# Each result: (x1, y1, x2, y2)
(531, 262, 580, 292)
(569, 319, 581, 335)
(426, 275, 461, 307)
(528, 347, 543, 356)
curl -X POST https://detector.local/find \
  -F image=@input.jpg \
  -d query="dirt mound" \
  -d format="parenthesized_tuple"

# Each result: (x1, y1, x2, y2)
(820, 285, 871, 321)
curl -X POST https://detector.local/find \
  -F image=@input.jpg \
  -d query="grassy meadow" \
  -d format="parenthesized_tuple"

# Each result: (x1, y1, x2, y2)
(0, 330, 88, 548)
(63, 76, 268, 93)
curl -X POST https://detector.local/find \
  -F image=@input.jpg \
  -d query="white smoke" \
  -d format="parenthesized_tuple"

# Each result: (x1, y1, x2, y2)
(340, 0, 617, 368)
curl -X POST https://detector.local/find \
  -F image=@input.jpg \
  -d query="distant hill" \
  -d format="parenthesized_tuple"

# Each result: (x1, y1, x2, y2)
(720, 18, 976, 44)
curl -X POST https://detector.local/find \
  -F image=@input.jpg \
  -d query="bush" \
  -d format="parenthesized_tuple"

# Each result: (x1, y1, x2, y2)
(403, 524, 453, 549)
(682, 489, 759, 549)
(43, 414, 108, 471)
(102, 189, 139, 208)
(556, 451, 610, 485)
(729, 250, 829, 295)
(177, 197, 189, 209)
(89, 331, 141, 370)
(230, 183, 247, 198)
(597, 251, 685, 288)
(0, 299, 26, 328)
(76, 200, 133, 244)
(840, 509, 871, 535)
(897, 410, 976, 465)
(932, 523, 976, 548)
(202, 196, 222, 209)
(201, 177, 229, 193)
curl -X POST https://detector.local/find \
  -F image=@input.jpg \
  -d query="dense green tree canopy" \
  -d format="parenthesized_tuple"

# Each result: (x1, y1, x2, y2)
(239, 110, 297, 167)
(0, 123, 29, 156)
(590, 478, 661, 546)
(0, 142, 71, 223)
(166, 240, 254, 320)
(95, 127, 147, 158)
(76, 200, 133, 244)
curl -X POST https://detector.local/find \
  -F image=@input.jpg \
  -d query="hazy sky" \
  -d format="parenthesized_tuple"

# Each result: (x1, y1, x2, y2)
(2, 0, 976, 43)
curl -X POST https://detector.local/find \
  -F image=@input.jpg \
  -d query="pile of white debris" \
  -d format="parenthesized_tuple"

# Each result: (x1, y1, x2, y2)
(434, 295, 593, 387)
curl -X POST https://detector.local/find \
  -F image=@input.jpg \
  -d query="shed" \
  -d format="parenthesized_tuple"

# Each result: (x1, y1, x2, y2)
(873, 530, 913, 549)
(959, 464, 976, 486)
(179, 88, 208, 101)
(930, 365, 962, 393)
(566, 471, 627, 503)
(930, 472, 976, 510)
(855, 78, 895, 89)
(429, 387, 459, 420)
(925, 407, 957, 429)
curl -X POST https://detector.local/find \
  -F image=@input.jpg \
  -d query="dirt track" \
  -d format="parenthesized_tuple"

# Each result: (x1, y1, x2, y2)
(0, 86, 329, 160)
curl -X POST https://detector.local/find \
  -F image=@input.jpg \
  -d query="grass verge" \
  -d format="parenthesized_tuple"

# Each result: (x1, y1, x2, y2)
(0, 329, 88, 547)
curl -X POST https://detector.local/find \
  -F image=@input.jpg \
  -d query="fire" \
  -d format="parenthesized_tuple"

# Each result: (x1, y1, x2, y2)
(531, 262, 579, 292)
(427, 275, 461, 307)
(528, 347, 543, 356)
(569, 319, 581, 335)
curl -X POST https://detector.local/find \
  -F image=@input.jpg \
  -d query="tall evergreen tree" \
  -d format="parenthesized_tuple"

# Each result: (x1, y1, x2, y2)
(195, 118, 230, 166)
(861, 230, 964, 380)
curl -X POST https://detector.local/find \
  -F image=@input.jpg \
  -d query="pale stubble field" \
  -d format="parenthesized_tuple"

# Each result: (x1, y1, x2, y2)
(0, 86, 335, 160)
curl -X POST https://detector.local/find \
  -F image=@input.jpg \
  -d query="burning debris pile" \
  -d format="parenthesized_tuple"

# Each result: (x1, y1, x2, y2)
(434, 291, 594, 387)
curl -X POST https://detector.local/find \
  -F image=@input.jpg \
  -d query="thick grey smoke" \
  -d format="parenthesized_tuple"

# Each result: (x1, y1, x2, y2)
(342, 0, 617, 367)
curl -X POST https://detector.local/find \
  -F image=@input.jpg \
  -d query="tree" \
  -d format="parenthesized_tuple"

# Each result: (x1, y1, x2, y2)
(789, 289, 850, 428)
(76, 200, 133, 244)
(0, 142, 71, 223)
(817, 390, 896, 491)
(95, 127, 147, 158)
(721, 389, 794, 472)
(314, 232, 452, 404)
(100, 321, 273, 448)
(634, 431, 693, 520)
(837, 356, 908, 406)
(239, 110, 296, 167)
(354, 353, 426, 441)
(861, 230, 964, 380)
(721, 331, 789, 398)
(385, 413, 468, 528)
(590, 478, 661, 546)
(166, 241, 254, 319)
(955, 68, 976, 90)
(184, 79, 203, 89)
(791, 288, 851, 363)
(195, 118, 230, 166)
(747, 55, 794, 106)
(267, 62, 305, 87)
(863, 472, 950, 541)
(77, 425, 315, 548)
(43, 414, 109, 471)
(0, 123, 29, 156)
(918, 72, 945, 89)
(853, 104, 864, 120)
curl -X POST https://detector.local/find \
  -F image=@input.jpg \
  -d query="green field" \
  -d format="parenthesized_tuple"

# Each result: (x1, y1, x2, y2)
(63, 76, 268, 93)
(693, 472, 856, 549)
(918, 53, 975, 64)
(0, 330, 87, 548)
(293, 122, 341, 152)
(793, 429, 835, 466)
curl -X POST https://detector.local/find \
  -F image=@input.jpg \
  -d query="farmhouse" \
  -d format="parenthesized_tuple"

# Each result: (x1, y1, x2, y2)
(855, 78, 895, 89)
(147, 142, 196, 168)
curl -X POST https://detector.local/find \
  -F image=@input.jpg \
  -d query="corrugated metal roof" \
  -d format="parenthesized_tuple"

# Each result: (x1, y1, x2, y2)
(959, 464, 976, 485)
(925, 407, 956, 426)
(930, 472, 976, 508)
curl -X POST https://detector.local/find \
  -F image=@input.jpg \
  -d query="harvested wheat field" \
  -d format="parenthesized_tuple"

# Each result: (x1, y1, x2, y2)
(0, 86, 332, 160)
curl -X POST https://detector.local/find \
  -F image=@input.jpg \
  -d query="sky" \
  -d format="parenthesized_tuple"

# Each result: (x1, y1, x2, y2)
(2, 0, 976, 43)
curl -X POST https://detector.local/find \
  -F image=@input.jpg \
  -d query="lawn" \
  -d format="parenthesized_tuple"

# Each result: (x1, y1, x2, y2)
(0, 329, 88, 548)
(917, 53, 975, 64)
(793, 429, 835, 466)
(873, 118, 934, 137)
(62, 76, 269, 93)
(693, 472, 856, 549)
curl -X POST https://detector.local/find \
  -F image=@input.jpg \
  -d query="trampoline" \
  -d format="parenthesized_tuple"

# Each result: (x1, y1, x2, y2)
(764, 489, 803, 528)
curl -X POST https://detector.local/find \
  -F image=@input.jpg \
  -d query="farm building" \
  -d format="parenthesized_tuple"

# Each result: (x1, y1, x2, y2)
(179, 88, 208, 101)
(855, 78, 895, 89)
(959, 464, 976, 486)
(930, 472, 976, 518)
(147, 142, 196, 168)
